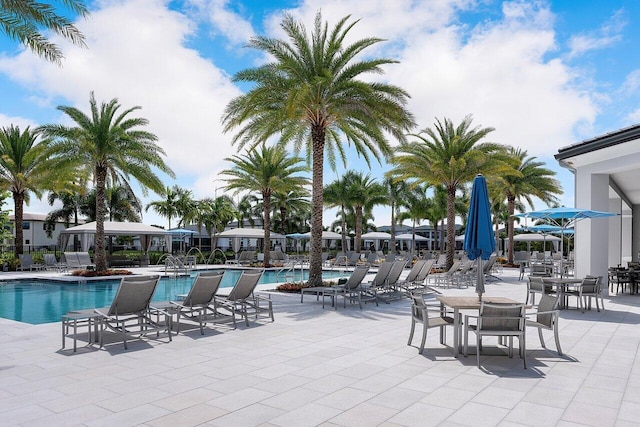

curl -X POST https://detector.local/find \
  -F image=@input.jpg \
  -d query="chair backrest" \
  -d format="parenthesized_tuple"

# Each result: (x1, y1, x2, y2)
(536, 294, 559, 327)
(107, 276, 160, 317)
(345, 265, 370, 290)
(482, 256, 497, 274)
(44, 254, 58, 266)
(405, 260, 427, 282)
(64, 252, 81, 267)
(183, 271, 225, 306)
(349, 252, 361, 264)
(580, 276, 599, 293)
(528, 276, 545, 292)
(366, 252, 378, 264)
(238, 251, 256, 262)
(227, 270, 264, 301)
(410, 292, 427, 323)
(417, 259, 435, 282)
(370, 262, 393, 287)
(457, 260, 474, 275)
(446, 260, 462, 276)
(436, 254, 446, 265)
(19, 254, 33, 268)
(77, 252, 93, 265)
(386, 260, 406, 286)
(478, 303, 525, 332)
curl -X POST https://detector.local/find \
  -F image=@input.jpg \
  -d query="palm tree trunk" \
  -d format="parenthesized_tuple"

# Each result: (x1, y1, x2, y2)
(446, 185, 456, 270)
(507, 195, 516, 265)
(263, 191, 271, 267)
(340, 206, 347, 252)
(280, 206, 287, 235)
(95, 166, 108, 271)
(308, 125, 325, 287)
(390, 202, 396, 254)
(13, 192, 24, 257)
(355, 206, 363, 253)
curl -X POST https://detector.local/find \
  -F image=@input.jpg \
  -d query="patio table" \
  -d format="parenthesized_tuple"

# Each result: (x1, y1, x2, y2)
(436, 296, 523, 357)
(62, 309, 101, 352)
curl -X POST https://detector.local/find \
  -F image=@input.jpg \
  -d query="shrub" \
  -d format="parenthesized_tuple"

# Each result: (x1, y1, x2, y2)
(70, 269, 133, 277)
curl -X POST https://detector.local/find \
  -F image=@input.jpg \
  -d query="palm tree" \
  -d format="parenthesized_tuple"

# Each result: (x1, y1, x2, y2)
(221, 144, 308, 267)
(146, 185, 180, 229)
(205, 195, 237, 250)
(174, 187, 196, 228)
(222, 11, 414, 286)
(391, 115, 511, 269)
(398, 184, 431, 255)
(234, 194, 256, 228)
(271, 189, 310, 235)
(496, 147, 561, 264)
(0, 125, 73, 256)
(40, 92, 175, 271)
(383, 176, 409, 254)
(344, 172, 386, 252)
(106, 184, 142, 222)
(323, 176, 357, 253)
(424, 185, 446, 252)
(1, 0, 89, 64)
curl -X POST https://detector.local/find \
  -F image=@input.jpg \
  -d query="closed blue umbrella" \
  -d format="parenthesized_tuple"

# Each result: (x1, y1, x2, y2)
(464, 175, 496, 301)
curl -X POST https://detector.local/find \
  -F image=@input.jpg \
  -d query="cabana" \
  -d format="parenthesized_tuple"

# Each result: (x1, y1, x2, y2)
(59, 221, 169, 253)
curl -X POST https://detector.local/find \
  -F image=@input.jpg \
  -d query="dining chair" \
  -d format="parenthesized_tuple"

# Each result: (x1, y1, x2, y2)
(407, 292, 456, 354)
(526, 293, 562, 355)
(464, 302, 526, 369)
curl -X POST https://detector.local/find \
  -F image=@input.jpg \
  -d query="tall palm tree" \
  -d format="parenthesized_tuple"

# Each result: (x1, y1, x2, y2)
(40, 92, 175, 271)
(174, 187, 196, 228)
(424, 184, 446, 252)
(222, 12, 414, 286)
(221, 144, 308, 267)
(323, 176, 358, 253)
(383, 176, 409, 254)
(146, 185, 180, 229)
(1, 0, 89, 64)
(234, 194, 256, 228)
(205, 195, 236, 250)
(106, 184, 142, 222)
(398, 184, 431, 255)
(495, 147, 561, 264)
(344, 172, 386, 252)
(0, 125, 73, 256)
(271, 189, 310, 235)
(391, 115, 511, 269)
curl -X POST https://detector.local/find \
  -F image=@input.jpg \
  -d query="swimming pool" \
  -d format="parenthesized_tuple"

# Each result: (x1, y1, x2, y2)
(0, 268, 348, 324)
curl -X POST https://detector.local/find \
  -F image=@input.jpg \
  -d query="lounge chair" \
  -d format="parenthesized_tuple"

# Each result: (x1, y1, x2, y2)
(237, 250, 256, 266)
(94, 275, 171, 349)
(526, 293, 562, 355)
(44, 253, 66, 272)
(375, 260, 406, 302)
(397, 259, 427, 293)
(429, 260, 462, 288)
(408, 292, 457, 354)
(18, 254, 44, 271)
(76, 252, 95, 269)
(214, 270, 270, 326)
(464, 302, 527, 369)
(322, 265, 370, 310)
(360, 261, 394, 299)
(156, 271, 225, 335)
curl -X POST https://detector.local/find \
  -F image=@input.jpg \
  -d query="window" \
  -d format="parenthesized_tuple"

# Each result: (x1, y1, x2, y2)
(22, 222, 30, 230)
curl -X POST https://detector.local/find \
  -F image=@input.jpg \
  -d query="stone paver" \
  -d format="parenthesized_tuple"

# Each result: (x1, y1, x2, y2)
(0, 266, 639, 426)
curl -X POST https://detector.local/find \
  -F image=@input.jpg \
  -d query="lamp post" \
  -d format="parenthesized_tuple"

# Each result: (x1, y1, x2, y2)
(212, 179, 222, 198)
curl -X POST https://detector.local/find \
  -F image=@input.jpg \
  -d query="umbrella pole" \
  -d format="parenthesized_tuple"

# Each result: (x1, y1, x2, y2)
(477, 257, 483, 301)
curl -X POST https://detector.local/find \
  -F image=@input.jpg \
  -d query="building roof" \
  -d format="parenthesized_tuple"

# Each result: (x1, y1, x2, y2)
(555, 123, 640, 161)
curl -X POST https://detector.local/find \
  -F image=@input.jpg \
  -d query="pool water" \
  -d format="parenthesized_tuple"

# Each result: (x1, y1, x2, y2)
(0, 269, 347, 324)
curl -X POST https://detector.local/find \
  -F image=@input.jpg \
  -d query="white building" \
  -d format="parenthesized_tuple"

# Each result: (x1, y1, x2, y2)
(8, 213, 72, 250)
(555, 124, 639, 286)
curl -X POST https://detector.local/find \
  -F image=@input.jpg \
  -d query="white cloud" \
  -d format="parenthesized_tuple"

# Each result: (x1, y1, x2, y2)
(197, 0, 256, 45)
(0, 113, 39, 130)
(567, 8, 626, 58)
(0, 0, 241, 180)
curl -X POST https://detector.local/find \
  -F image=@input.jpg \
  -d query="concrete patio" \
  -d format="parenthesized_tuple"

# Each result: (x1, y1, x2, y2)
(0, 266, 639, 426)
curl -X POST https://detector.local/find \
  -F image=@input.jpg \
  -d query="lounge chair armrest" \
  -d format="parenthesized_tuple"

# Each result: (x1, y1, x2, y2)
(525, 309, 559, 317)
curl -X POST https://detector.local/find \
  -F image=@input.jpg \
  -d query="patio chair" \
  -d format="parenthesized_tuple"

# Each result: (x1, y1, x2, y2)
(237, 250, 256, 266)
(322, 265, 370, 310)
(429, 260, 462, 288)
(464, 302, 527, 369)
(44, 253, 66, 272)
(63, 252, 81, 269)
(18, 254, 44, 271)
(433, 254, 447, 269)
(376, 260, 407, 302)
(214, 270, 270, 326)
(407, 292, 457, 354)
(526, 276, 553, 305)
(397, 259, 426, 292)
(408, 259, 436, 293)
(566, 276, 603, 313)
(365, 252, 379, 265)
(526, 293, 562, 355)
(162, 271, 225, 335)
(94, 275, 171, 349)
(360, 261, 393, 301)
(451, 260, 474, 288)
(76, 252, 95, 269)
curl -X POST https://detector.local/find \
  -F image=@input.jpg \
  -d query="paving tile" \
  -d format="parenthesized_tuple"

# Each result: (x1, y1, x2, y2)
(561, 401, 618, 427)
(206, 403, 284, 427)
(388, 401, 455, 426)
(471, 385, 527, 409)
(446, 401, 510, 426)
(268, 402, 343, 427)
(146, 402, 229, 426)
(327, 401, 398, 426)
(314, 387, 376, 411)
(206, 387, 274, 411)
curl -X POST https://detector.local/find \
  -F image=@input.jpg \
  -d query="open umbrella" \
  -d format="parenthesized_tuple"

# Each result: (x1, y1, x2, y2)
(464, 175, 496, 301)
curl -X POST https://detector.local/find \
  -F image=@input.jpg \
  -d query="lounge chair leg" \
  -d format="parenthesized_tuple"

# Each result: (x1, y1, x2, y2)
(554, 324, 563, 356)
(538, 328, 545, 349)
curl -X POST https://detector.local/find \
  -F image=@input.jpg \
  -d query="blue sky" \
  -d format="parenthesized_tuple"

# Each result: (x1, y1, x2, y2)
(1, 0, 640, 229)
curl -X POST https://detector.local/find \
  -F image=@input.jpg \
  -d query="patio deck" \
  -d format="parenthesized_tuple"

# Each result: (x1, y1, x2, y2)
(0, 266, 639, 426)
